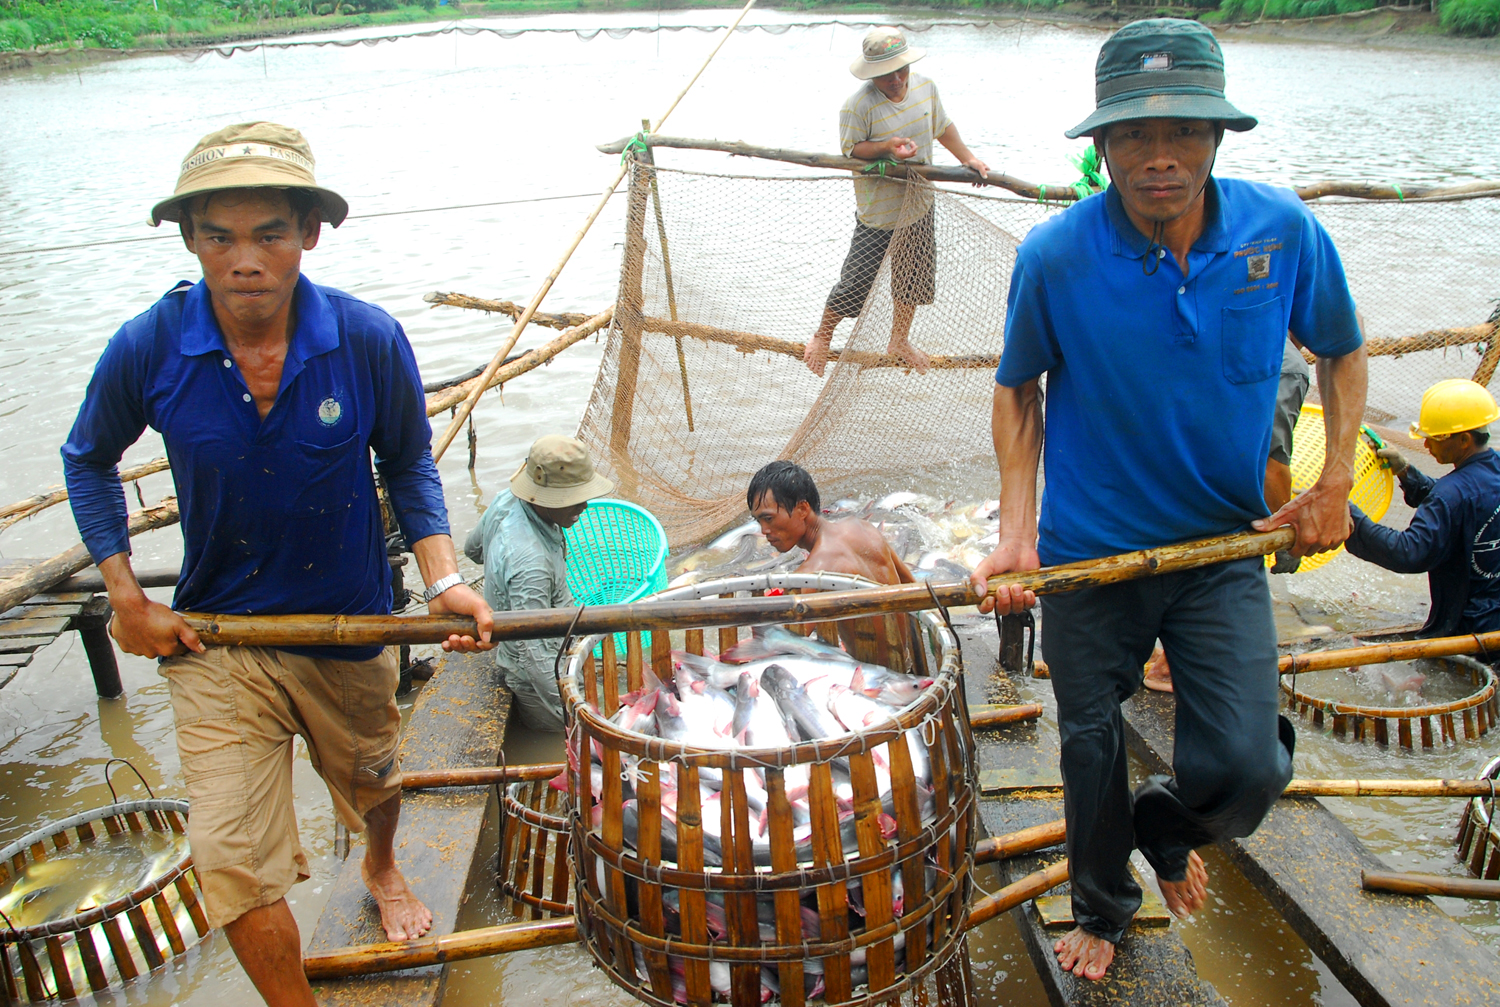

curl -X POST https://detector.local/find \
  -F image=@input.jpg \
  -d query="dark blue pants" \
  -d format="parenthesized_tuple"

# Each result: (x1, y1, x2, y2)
(1040, 556, 1295, 943)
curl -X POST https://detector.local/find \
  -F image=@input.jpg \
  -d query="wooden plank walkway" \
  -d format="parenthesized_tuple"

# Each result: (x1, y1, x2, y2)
(306, 651, 512, 1006)
(957, 617, 1227, 1007)
(0, 559, 90, 689)
(1123, 688, 1500, 1007)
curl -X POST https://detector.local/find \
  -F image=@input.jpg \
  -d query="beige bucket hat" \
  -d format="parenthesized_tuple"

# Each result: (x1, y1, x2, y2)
(149, 121, 349, 228)
(850, 26, 925, 81)
(510, 435, 614, 509)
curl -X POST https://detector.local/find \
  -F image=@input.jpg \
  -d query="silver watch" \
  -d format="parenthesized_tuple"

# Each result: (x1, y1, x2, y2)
(422, 572, 465, 604)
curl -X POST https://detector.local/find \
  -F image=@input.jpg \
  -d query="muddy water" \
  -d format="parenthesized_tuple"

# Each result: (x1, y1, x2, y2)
(3, 9, 1500, 1006)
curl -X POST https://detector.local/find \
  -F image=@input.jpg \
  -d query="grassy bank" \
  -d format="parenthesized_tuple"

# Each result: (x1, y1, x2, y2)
(0, 0, 1494, 53)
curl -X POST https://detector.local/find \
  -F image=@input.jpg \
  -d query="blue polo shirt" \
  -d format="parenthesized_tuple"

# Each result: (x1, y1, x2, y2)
(996, 177, 1363, 565)
(62, 275, 450, 659)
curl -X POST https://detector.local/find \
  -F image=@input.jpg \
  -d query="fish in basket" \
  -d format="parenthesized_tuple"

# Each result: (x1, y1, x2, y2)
(560, 573, 978, 1007)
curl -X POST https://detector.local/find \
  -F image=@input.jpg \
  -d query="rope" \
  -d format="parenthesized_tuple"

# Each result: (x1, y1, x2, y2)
(861, 159, 899, 178)
(1067, 143, 1107, 200)
(620, 131, 652, 164)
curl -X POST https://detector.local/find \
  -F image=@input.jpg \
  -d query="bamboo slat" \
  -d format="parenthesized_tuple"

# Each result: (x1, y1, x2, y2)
(301, 918, 581, 979)
(1361, 870, 1500, 901)
(965, 861, 1071, 930)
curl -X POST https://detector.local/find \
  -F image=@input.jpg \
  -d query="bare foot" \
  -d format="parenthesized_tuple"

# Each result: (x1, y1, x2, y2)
(361, 856, 433, 941)
(804, 335, 832, 377)
(1143, 645, 1173, 693)
(1158, 849, 1209, 919)
(887, 338, 930, 374)
(1054, 926, 1115, 981)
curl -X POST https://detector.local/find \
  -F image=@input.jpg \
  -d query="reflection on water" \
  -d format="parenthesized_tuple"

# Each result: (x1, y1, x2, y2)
(0, 829, 189, 929)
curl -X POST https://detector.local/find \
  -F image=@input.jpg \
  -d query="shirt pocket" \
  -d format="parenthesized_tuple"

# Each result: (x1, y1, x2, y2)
(290, 432, 364, 513)
(1221, 297, 1284, 385)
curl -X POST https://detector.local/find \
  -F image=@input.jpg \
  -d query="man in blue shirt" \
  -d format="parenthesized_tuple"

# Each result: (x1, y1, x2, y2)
(1347, 379, 1500, 637)
(61, 122, 493, 1007)
(972, 21, 1368, 981)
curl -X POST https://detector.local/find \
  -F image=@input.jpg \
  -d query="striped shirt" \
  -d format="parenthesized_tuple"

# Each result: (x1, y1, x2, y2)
(839, 73, 952, 229)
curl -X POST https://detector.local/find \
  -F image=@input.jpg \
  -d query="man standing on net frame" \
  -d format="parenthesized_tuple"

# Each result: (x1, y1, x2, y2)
(972, 20, 1368, 981)
(804, 26, 989, 378)
(62, 121, 493, 1007)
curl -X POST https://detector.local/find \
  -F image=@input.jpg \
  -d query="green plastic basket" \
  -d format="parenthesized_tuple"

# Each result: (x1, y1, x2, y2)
(563, 499, 668, 658)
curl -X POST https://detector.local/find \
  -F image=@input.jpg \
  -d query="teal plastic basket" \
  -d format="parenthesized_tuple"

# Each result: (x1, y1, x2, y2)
(563, 499, 668, 658)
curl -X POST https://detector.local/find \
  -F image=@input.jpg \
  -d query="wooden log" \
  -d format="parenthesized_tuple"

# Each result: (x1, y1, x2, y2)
(973, 819, 1066, 866)
(1280, 631, 1500, 674)
(965, 860, 1070, 930)
(969, 703, 1043, 730)
(421, 293, 594, 330)
(186, 527, 1297, 646)
(1361, 870, 1500, 901)
(0, 457, 169, 531)
(595, 134, 1500, 204)
(641, 315, 999, 370)
(0, 499, 179, 617)
(399, 763, 565, 790)
(302, 917, 579, 979)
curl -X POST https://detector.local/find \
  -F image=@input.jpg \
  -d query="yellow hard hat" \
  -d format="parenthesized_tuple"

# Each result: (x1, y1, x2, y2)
(1411, 379, 1500, 440)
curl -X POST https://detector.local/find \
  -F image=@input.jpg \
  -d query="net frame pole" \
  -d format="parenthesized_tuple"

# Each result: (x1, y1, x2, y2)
(639, 118, 695, 433)
(608, 153, 652, 494)
(431, 0, 758, 463)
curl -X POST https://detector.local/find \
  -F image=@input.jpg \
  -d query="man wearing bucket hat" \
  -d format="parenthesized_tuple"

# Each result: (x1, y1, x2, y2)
(62, 121, 494, 1006)
(465, 435, 614, 731)
(804, 26, 990, 377)
(972, 20, 1369, 980)
(1346, 379, 1500, 637)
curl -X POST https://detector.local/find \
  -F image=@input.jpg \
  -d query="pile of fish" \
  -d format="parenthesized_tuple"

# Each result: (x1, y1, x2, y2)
(0, 829, 188, 929)
(566, 625, 958, 1003)
(666, 493, 1000, 590)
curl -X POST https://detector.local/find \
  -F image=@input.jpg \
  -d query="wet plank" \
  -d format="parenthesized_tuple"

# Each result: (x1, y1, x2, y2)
(0, 603, 85, 621)
(306, 651, 511, 1007)
(0, 636, 54, 654)
(957, 617, 1226, 1007)
(1123, 688, 1500, 1007)
(0, 617, 71, 639)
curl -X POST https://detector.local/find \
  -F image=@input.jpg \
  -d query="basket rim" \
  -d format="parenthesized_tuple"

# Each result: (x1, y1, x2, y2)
(1281, 654, 1496, 720)
(0, 799, 189, 864)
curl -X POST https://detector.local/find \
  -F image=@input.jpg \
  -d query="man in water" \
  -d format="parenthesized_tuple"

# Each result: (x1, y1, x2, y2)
(749, 461, 915, 586)
(972, 20, 1368, 981)
(62, 122, 493, 1007)
(804, 26, 990, 377)
(465, 435, 613, 730)
(1345, 378, 1500, 635)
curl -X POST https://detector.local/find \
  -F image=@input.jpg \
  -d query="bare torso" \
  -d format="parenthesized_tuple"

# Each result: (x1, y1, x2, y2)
(797, 518, 914, 585)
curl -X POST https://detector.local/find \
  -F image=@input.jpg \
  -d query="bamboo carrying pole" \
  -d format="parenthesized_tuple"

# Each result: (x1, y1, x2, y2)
(969, 704, 1043, 730)
(1279, 632, 1500, 675)
(965, 860, 1071, 930)
(183, 527, 1298, 646)
(972, 819, 1065, 866)
(399, 762, 566, 791)
(1361, 870, 1500, 901)
(429, 0, 760, 464)
(985, 778, 1500, 799)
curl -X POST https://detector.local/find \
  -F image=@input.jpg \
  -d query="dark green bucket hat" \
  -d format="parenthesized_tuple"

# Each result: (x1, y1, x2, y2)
(1065, 18, 1256, 139)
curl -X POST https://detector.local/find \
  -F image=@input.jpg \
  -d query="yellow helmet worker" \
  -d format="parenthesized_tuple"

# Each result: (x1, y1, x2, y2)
(1346, 378, 1500, 638)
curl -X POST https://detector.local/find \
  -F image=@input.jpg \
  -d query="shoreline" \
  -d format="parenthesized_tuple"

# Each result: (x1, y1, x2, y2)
(2, 0, 1495, 72)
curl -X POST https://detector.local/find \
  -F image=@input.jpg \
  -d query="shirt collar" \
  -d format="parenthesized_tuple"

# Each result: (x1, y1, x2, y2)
(178, 274, 341, 369)
(1105, 175, 1229, 260)
(518, 496, 567, 548)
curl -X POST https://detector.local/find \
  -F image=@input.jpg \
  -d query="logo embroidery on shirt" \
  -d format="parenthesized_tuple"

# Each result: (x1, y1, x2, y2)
(317, 396, 343, 426)
(1247, 253, 1271, 281)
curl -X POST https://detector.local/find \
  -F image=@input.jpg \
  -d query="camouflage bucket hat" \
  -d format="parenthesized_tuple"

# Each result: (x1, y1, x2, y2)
(1065, 19, 1256, 139)
(149, 121, 349, 227)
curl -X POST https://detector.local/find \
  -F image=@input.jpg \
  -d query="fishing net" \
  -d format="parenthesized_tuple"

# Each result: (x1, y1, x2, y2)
(577, 160, 1500, 546)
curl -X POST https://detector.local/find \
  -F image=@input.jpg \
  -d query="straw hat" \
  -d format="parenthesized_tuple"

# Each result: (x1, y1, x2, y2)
(510, 435, 614, 509)
(149, 121, 349, 228)
(849, 27, 925, 81)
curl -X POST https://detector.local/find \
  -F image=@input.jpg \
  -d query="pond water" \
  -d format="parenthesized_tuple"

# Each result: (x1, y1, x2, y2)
(3, 9, 1500, 1006)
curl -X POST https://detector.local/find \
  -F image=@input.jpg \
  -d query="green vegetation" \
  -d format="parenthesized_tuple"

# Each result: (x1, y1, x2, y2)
(1438, 0, 1500, 35)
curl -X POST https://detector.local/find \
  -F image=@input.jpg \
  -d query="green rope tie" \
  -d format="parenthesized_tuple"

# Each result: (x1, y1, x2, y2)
(1037, 183, 1047, 204)
(861, 159, 898, 177)
(1392, 183, 1405, 201)
(1067, 143, 1109, 200)
(620, 130, 651, 163)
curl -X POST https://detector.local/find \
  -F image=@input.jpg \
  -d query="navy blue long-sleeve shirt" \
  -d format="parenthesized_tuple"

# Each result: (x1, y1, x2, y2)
(61, 276, 450, 659)
(1345, 448, 1500, 637)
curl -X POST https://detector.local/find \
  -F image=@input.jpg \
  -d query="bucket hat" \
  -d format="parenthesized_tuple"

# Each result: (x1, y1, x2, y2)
(1065, 19, 1256, 139)
(149, 121, 349, 228)
(850, 27, 925, 81)
(510, 435, 614, 509)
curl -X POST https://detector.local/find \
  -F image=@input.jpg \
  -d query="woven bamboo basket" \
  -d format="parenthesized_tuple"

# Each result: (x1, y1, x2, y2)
(1455, 754, 1500, 878)
(498, 779, 573, 919)
(0, 799, 207, 1002)
(560, 573, 977, 1007)
(1281, 655, 1498, 749)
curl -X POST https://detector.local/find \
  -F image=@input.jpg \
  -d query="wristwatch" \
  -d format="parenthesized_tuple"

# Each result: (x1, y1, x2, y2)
(422, 572, 465, 605)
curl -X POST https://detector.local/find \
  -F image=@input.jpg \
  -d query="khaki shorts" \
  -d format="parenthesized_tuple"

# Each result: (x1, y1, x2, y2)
(158, 646, 402, 928)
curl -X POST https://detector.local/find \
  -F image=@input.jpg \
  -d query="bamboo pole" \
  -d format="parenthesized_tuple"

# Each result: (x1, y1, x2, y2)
(400, 763, 565, 790)
(302, 917, 580, 980)
(0, 457, 170, 533)
(1361, 870, 1500, 901)
(1279, 632, 1500, 675)
(596, 135, 1500, 204)
(643, 315, 999, 369)
(421, 293, 595, 331)
(965, 860, 1070, 930)
(973, 819, 1065, 866)
(183, 527, 1297, 646)
(640, 116, 695, 433)
(0, 499, 179, 616)
(969, 704, 1043, 730)
(1283, 778, 1500, 799)
(430, 0, 760, 464)
(424, 306, 614, 416)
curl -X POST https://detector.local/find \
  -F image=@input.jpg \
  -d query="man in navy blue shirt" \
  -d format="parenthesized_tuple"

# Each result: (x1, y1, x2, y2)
(61, 122, 493, 1007)
(972, 21, 1368, 981)
(1347, 379, 1500, 637)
